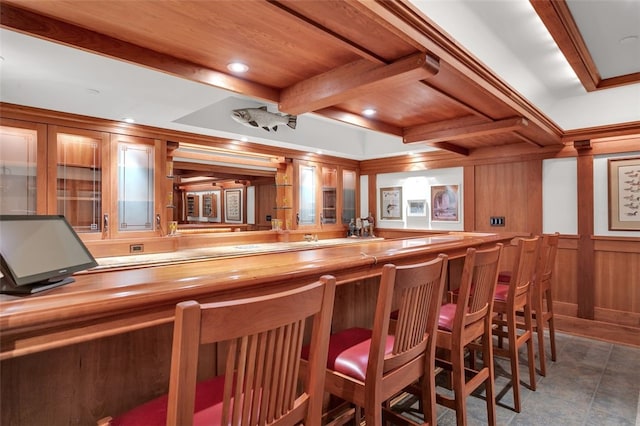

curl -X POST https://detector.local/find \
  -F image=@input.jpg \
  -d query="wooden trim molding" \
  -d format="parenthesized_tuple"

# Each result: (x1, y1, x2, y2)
(556, 314, 640, 347)
(562, 121, 640, 143)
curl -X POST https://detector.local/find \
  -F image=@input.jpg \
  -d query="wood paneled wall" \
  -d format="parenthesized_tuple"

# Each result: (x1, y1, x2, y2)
(364, 136, 640, 346)
(473, 160, 543, 235)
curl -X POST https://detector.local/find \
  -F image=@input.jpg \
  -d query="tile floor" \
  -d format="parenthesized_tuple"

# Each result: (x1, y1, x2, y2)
(393, 331, 640, 425)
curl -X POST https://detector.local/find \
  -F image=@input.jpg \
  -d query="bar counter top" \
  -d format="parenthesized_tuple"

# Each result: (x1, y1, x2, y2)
(0, 232, 513, 360)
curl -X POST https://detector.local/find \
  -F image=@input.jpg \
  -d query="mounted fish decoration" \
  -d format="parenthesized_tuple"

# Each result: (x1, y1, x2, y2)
(231, 106, 297, 132)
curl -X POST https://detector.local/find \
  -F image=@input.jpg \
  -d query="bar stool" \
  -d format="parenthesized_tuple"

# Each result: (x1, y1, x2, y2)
(97, 275, 336, 426)
(304, 255, 448, 426)
(499, 233, 560, 376)
(492, 236, 540, 413)
(434, 244, 503, 426)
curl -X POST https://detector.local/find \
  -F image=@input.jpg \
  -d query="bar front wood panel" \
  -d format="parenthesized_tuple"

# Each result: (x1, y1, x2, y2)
(1, 233, 512, 360)
(0, 233, 512, 426)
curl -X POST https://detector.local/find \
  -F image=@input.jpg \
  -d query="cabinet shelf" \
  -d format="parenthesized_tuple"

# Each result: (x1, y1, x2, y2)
(274, 206, 292, 210)
(58, 196, 99, 201)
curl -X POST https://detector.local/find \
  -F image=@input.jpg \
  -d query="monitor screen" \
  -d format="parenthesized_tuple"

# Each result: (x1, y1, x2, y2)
(0, 215, 97, 294)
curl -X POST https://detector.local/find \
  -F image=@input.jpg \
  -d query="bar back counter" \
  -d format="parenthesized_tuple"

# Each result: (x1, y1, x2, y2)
(0, 232, 515, 425)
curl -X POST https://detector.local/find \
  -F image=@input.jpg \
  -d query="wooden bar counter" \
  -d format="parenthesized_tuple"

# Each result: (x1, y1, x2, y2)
(0, 232, 513, 425)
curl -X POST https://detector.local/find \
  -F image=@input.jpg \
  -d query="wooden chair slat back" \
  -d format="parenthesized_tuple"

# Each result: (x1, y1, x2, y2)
(537, 233, 559, 290)
(459, 243, 503, 329)
(508, 237, 540, 301)
(166, 276, 336, 426)
(375, 254, 448, 375)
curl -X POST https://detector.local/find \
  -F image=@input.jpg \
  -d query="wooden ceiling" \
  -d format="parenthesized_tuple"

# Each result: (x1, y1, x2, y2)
(1, 0, 566, 156)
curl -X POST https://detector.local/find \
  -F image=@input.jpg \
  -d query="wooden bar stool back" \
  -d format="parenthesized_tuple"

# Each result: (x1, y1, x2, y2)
(497, 233, 560, 376)
(312, 254, 448, 426)
(492, 236, 540, 413)
(532, 232, 560, 376)
(98, 275, 337, 426)
(434, 243, 503, 426)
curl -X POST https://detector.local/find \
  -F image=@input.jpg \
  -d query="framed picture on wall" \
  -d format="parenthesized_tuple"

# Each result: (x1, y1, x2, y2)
(407, 199, 427, 217)
(430, 185, 459, 222)
(225, 189, 242, 222)
(380, 186, 402, 220)
(608, 156, 640, 231)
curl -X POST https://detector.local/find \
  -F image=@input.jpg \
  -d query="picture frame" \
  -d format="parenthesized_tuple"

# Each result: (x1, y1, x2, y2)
(608, 156, 640, 231)
(225, 189, 242, 222)
(407, 199, 427, 217)
(430, 184, 459, 222)
(380, 186, 402, 220)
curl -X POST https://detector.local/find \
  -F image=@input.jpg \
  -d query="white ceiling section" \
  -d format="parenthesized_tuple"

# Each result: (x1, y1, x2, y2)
(566, 0, 640, 79)
(0, 0, 638, 160)
(413, 0, 640, 130)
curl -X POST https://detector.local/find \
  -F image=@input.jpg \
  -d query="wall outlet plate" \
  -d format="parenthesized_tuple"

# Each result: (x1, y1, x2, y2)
(490, 216, 505, 226)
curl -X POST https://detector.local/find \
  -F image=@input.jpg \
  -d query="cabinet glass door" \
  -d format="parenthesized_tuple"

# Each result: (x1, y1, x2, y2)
(115, 137, 156, 232)
(298, 163, 316, 225)
(321, 166, 337, 224)
(54, 128, 108, 234)
(342, 169, 356, 224)
(0, 123, 43, 215)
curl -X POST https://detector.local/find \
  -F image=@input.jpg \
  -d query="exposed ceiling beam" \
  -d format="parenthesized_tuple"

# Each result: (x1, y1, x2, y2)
(279, 52, 440, 115)
(403, 116, 529, 144)
(427, 142, 470, 156)
(0, 4, 280, 102)
(513, 132, 544, 148)
(314, 107, 403, 136)
(529, 0, 598, 92)
(353, 0, 563, 143)
(268, 0, 386, 64)
(530, 0, 640, 91)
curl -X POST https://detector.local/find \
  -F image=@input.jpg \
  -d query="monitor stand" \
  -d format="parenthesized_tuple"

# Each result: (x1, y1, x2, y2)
(0, 277, 75, 295)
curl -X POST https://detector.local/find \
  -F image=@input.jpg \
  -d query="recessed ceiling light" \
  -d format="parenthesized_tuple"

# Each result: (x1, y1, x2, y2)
(123, 117, 135, 123)
(362, 108, 377, 117)
(227, 62, 249, 73)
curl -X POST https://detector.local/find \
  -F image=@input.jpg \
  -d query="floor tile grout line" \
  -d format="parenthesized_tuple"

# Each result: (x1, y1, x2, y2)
(580, 342, 613, 426)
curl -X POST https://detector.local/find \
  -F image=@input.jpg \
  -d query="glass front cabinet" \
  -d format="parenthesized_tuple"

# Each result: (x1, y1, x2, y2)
(0, 119, 165, 240)
(294, 159, 358, 231)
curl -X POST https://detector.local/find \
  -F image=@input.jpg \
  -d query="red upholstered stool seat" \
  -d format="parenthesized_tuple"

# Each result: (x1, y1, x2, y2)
(494, 283, 509, 302)
(437, 303, 457, 332)
(302, 327, 394, 382)
(498, 271, 537, 284)
(498, 271, 511, 283)
(110, 376, 227, 426)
